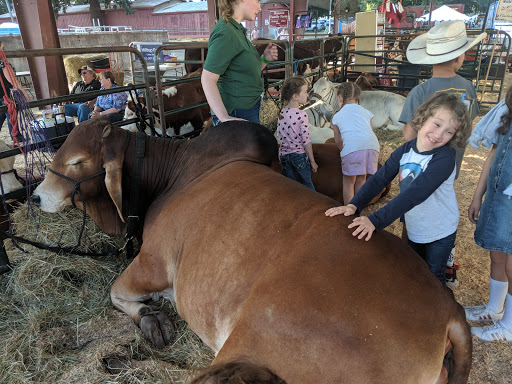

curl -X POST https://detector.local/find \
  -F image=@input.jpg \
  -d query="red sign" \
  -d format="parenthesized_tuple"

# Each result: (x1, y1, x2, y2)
(269, 10, 289, 28)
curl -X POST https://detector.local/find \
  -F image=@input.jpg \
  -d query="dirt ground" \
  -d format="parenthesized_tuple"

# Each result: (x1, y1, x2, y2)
(0, 73, 511, 383)
(369, 74, 512, 383)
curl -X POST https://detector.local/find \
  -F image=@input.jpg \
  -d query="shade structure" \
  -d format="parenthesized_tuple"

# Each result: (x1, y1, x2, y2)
(416, 5, 470, 22)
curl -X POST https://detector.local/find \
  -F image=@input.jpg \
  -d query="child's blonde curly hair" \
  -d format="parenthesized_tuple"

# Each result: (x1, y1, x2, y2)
(409, 92, 471, 148)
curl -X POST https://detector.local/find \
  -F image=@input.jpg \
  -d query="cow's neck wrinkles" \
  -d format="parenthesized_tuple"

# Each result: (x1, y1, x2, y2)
(122, 135, 190, 216)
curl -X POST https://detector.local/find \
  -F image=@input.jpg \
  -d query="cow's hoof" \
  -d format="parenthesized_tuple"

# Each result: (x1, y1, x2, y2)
(156, 311, 175, 345)
(139, 307, 175, 348)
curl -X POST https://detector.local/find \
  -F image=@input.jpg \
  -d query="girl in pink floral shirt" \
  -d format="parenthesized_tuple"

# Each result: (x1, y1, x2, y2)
(277, 77, 318, 190)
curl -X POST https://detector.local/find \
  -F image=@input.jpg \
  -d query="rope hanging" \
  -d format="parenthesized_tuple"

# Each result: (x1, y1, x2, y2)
(0, 49, 22, 150)
(0, 50, 56, 257)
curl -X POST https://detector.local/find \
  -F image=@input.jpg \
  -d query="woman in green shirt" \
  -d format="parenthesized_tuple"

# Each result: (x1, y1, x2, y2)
(201, 0, 278, 125)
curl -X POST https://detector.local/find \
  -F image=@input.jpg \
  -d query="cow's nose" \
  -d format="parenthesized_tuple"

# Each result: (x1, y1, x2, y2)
(31, 194, 41, 206)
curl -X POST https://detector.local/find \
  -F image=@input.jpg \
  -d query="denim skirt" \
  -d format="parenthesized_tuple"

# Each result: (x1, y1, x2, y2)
(474, 125, 512, 254)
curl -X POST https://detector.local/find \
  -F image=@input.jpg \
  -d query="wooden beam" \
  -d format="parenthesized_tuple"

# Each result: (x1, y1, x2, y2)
(13, 0, 68, 101)
(207, 0, 218, 33)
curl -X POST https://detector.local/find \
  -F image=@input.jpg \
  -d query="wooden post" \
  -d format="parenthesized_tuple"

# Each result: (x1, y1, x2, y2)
(355, 11, 377, 73)
(13, 0, 68, 101)
(291, 0, 309, 41)
(207, 0, 218, 33)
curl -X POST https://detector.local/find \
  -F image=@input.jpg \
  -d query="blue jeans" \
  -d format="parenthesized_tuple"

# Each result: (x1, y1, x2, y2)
(280, 153, 315, 191)
(102, 112, 124, 123)
(65, 103, 91, 123)
(0, 100, 21, 141)
(212, 99, 261, 126)
(408, 231, 457, 285)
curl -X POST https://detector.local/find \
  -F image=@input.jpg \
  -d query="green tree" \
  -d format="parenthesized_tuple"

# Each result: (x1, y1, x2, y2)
(52, 0, 134, 24)
(0, 1, 10, 17)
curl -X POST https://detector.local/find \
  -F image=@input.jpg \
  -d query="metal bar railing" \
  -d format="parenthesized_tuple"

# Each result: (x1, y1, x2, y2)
(0, 46, 152, 157)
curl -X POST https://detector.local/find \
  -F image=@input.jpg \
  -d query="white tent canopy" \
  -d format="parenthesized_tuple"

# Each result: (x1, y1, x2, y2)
(0, 22, 19, 29)
(416, 5, 470, 22)
(0, 22, 20, 35)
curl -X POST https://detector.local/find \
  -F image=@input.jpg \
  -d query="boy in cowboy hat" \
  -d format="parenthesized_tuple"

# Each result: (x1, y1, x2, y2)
(398, 20, 487, 287)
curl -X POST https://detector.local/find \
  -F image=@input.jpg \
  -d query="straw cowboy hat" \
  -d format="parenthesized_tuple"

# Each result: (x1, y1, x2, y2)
(407, 20, 487, 64)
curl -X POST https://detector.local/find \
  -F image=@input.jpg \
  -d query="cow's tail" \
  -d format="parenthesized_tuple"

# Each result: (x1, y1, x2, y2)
(445, 301, 472, 384)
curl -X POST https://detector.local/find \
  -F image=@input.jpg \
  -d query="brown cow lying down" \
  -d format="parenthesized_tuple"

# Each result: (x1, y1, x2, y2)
(271, 143, 391, 205)
(32, 119, 471, 384)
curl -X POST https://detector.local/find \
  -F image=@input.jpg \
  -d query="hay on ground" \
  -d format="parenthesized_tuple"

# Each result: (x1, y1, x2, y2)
(0, 203, 213, 384)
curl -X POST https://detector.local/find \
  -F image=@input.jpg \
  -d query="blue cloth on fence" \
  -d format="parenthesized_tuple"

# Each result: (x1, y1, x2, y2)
(469, 99, 507, 149)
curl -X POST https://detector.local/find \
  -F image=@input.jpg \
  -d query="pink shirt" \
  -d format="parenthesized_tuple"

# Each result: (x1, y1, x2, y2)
(277, 107, 311, 156)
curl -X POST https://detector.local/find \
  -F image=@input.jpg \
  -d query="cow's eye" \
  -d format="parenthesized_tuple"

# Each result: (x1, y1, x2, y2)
(70, 161, 82, 167)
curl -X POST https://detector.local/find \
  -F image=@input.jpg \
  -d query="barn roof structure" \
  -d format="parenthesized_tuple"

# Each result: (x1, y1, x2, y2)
(154, 2, 209, 13)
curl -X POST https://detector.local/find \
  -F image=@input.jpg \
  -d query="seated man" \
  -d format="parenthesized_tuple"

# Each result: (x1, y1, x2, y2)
(64, 65, 101, 123)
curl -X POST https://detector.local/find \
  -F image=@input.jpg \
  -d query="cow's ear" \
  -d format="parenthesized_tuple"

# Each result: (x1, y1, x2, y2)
(102, 125, 125, 223)
(103, 125, 112, 138)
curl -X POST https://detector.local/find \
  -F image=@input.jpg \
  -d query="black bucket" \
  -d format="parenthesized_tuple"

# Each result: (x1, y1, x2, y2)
(90, 57, 110, 69)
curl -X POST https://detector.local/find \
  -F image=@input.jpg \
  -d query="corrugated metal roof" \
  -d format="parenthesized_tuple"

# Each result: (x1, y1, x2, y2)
(154, 2, 208, 13)
(132, 0, 171, 7)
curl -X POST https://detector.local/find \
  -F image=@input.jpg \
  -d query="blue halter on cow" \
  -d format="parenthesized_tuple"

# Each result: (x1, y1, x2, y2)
(32, 118, 471, 383)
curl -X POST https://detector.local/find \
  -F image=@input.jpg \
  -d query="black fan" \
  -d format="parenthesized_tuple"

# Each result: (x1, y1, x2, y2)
(405, 11, 415, 23)
(334, 0, 359, 19)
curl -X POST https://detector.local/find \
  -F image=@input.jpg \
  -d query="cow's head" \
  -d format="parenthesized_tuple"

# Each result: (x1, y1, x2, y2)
(355, 72, 377, 91)
(32, 118, 128, 234)
(311, 77, 336, 100)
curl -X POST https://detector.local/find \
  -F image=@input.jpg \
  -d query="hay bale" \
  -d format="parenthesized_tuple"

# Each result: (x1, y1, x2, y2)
(64, 54, 109, 85)
(259, 96, 280, 133)
(113, 71, 125, 86)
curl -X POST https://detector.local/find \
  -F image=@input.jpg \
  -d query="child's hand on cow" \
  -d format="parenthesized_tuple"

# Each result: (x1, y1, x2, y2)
(311, 160, 318, 173)
(348, 216, 375, 241)
(325, 204, 356, 217)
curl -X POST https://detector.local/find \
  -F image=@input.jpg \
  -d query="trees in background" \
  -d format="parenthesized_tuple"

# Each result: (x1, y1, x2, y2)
(51, 0, 134, 25)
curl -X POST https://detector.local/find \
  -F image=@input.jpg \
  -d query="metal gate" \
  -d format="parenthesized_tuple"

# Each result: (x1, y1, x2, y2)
(0, 45, 153, 271)
(341, 28, 510, 109)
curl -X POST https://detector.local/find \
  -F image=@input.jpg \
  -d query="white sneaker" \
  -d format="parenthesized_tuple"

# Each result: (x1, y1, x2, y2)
(471, 321, 512, 342)
(464, 304, 504, 322)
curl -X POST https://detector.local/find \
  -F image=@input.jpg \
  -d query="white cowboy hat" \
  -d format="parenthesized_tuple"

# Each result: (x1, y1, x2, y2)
(407, 20, 487, 65)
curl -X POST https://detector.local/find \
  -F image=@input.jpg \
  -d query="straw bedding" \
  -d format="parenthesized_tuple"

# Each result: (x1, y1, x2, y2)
(0, 205, 213, 383)
(0, 76, 511, 383)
